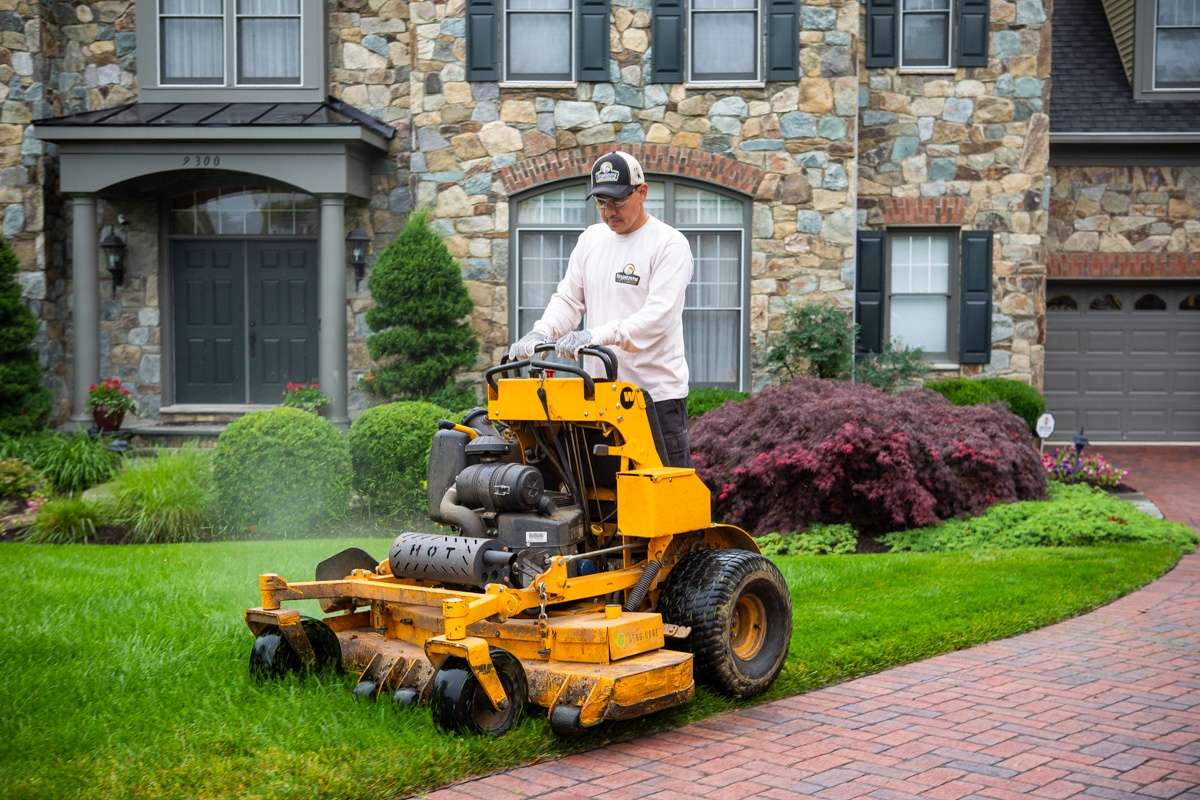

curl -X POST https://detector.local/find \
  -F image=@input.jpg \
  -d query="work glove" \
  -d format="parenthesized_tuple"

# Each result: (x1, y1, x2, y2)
(555, 329, 593, 360)
(507, 331, 542, 361)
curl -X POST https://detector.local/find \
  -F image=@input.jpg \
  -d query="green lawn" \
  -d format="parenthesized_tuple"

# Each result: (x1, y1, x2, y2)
(0, 539, 1184, 800)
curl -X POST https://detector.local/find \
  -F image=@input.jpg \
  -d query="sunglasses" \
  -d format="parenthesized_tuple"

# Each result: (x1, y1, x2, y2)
(594, 193, 636, 211)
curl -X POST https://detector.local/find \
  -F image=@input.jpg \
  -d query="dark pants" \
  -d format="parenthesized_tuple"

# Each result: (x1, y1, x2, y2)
(649, 397, 693, 468)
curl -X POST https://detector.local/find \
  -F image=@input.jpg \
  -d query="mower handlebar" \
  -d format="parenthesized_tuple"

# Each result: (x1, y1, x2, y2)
(485, 342, 619, 397)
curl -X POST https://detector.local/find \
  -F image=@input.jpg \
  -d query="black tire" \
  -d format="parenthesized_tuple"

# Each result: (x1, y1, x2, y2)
(659, 549, 792, 699)
(249, 616, 343, 680)
(430, 648, 527, 736)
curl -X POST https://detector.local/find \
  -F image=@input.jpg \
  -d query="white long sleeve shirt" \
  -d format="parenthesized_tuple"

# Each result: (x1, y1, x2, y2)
(531, 215, 694, 401)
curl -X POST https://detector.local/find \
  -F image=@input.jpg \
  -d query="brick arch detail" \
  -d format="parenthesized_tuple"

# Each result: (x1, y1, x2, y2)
(496, 145, 765, 197)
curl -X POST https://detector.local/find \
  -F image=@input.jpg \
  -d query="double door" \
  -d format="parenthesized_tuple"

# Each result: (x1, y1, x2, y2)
(172, 239, 319, 404)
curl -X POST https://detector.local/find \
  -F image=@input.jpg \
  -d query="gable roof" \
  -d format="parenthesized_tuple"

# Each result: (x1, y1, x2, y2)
(1052, 0, 1200, 139)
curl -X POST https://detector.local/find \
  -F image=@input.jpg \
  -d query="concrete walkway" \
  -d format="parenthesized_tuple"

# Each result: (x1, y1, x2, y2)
(426, 447, 1200, 800)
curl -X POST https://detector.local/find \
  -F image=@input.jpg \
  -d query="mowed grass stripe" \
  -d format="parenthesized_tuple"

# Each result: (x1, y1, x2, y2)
(0, 540, 1183, 800)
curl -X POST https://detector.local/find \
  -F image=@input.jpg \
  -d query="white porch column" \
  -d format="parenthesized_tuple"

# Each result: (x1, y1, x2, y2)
(69, 194, 100, 426)
(318, 195, 349, 428)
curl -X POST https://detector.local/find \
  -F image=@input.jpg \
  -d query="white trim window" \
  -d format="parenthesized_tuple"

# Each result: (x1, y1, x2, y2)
(688, 0, 761, 83)
(1154, 0, 1200, 90)
(236, 0, 302, 85)
(900, 0, 953, 69)
(512, 180, 748, 388)
(160, 0, 225, 85)
(504, 0, 575, 83)
(158, 0, 303, 87)
(888, 231, 954, 358)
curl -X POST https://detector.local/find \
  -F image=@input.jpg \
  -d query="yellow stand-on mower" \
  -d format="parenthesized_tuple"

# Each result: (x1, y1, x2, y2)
(245, 345, 792, 736)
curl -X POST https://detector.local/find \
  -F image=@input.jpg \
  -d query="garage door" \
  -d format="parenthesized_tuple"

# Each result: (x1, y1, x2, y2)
(1044, 282, 1200, 442)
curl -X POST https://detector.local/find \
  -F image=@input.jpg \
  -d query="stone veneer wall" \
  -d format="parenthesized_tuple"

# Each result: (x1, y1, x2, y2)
(856, 0, 1051, 387)
(408, 0, 860, 389)
(3, 0, 411, 422)
(1049, 165, 1200, 256)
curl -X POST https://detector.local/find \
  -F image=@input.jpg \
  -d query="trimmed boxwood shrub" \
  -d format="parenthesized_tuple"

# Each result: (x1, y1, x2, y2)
(977, 378, 1045, 433)
(924, 377, 1000, 408)
(687, 387, 748, 419)
(690, 378, 1046, 535)
(213, 408, 351, 536)
(349, 401, 448, 518)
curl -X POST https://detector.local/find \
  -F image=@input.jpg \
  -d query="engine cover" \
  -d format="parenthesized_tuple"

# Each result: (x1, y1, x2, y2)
(495, 504, 583, 550)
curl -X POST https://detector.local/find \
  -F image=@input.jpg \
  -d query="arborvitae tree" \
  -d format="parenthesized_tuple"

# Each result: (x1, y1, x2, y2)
(364, 211, 478, 399)
(0, 236, 50, 435)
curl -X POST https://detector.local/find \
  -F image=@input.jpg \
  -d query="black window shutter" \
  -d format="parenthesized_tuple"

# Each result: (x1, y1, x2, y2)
(765, 0, 799, 81)
(959, 230, 993, 364)
(856, 231, 886, 355)
(466, 0, 499, 81)
(957, 0, 990, 67)
(651, 0, 684, 83)
(865, 0, 897, 68)
(577, 0, 611, 81)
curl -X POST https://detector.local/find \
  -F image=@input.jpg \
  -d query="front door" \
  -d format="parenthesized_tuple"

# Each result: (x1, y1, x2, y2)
(172, 240, 318, 404)
(247, 242, 319, 403)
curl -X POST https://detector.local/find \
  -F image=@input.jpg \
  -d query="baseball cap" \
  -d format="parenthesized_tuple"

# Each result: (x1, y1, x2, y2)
(586, 151, 646, 199)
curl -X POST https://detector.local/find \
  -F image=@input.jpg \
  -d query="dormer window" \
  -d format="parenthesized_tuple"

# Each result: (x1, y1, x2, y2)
(137, 0, 323, 102)
(1135, 0, 1200, 98)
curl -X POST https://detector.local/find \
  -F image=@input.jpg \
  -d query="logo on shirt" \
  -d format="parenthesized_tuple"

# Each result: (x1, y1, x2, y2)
(594, 162, 619, 184)
(615, 262, 641, 286)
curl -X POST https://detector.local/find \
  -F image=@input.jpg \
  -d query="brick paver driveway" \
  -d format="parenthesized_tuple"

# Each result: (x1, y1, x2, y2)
(427, 452, 1200, 800)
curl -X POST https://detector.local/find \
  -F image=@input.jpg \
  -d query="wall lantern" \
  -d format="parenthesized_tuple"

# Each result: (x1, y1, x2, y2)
(346, 229, 371, 291)
(99, 232, 127, 297)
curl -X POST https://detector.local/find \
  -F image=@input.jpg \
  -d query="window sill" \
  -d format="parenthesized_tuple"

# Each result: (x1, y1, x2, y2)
(499, 81, 578, 89)
(897, 67, 956, 75)
(685, 81, 765, 89)
(926, 361, 961, 371)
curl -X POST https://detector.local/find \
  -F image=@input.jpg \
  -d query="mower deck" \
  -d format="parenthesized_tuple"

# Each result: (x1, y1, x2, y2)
(337, 624, 694, 728)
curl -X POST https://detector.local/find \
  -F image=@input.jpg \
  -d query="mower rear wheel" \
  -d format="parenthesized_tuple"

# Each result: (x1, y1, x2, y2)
(659, 549, 791, 699)
(249, 617, 343, 680)
(430, 648, 527, 736)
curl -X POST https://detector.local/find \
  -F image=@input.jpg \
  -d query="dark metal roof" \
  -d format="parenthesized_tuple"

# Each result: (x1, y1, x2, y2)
(1052, 0, 1200, 135)
(33, 97, 395, 140)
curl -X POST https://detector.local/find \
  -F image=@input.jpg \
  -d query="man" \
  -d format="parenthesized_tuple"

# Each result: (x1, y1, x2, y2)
(507, 151, 695, 467)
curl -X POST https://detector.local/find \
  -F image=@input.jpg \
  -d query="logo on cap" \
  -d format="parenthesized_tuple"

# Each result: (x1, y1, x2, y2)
(595, 161, 619, 184)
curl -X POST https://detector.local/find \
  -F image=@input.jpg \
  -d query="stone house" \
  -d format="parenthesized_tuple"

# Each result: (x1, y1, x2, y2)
(1, 0, 1195, 441)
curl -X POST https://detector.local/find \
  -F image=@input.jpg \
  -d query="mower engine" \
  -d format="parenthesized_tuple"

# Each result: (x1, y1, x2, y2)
(389, 408, 588, 589)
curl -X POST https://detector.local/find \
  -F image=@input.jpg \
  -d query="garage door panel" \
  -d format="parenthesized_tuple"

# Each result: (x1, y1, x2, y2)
(1129, 370, 1170, 394)
(1085, 330, 1124, 353)
(1084, 370, 1123, 393)
(1046, 281, 1200, 441)
(1044, 369, 1080, 393)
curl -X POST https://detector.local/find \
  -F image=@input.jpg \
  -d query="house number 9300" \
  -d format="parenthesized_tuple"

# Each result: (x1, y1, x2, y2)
(182, 155, 221, 167)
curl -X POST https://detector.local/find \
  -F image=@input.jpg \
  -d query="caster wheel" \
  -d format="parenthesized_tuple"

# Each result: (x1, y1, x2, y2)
(249, 617, 343, 680)
(548, 705, 584, 737)
(353, 681, 378, 701)
(430, 648, 527, 736)
(392, 687, 419, 706)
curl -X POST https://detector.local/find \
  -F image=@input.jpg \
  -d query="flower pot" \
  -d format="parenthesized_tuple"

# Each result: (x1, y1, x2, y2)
(92, 407, 126, 432)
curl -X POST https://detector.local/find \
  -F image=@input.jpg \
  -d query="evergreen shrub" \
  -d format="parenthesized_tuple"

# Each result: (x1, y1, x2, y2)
(0, 236, 50, 435)
(765, 300, 855, 381)
(213, 408, 351, 535)
(686, 387, 748, 419)
(364, 212, 478, 400)
(690, 378, 1045, 535)
(349, 401, 448, 518)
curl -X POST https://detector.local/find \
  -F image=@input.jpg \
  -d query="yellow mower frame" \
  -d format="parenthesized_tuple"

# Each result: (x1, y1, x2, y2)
(245, 357, 776, 735)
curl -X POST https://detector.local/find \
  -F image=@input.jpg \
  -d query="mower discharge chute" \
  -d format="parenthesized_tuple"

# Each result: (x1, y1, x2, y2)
(245, 344, 792, 736)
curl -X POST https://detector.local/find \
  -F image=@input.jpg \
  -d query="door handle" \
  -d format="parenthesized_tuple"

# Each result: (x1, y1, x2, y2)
(249, 332, 256, 357)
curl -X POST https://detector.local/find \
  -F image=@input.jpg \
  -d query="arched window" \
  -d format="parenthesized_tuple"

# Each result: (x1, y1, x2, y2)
(170, 186, 317, 236)
(512, 179, 747, 388)
(1181, 293, 1200, 311)
(1089, 293, 1122, 311)
(1047, 294, 1078, 311)
(1134, 293, 1167, 311)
